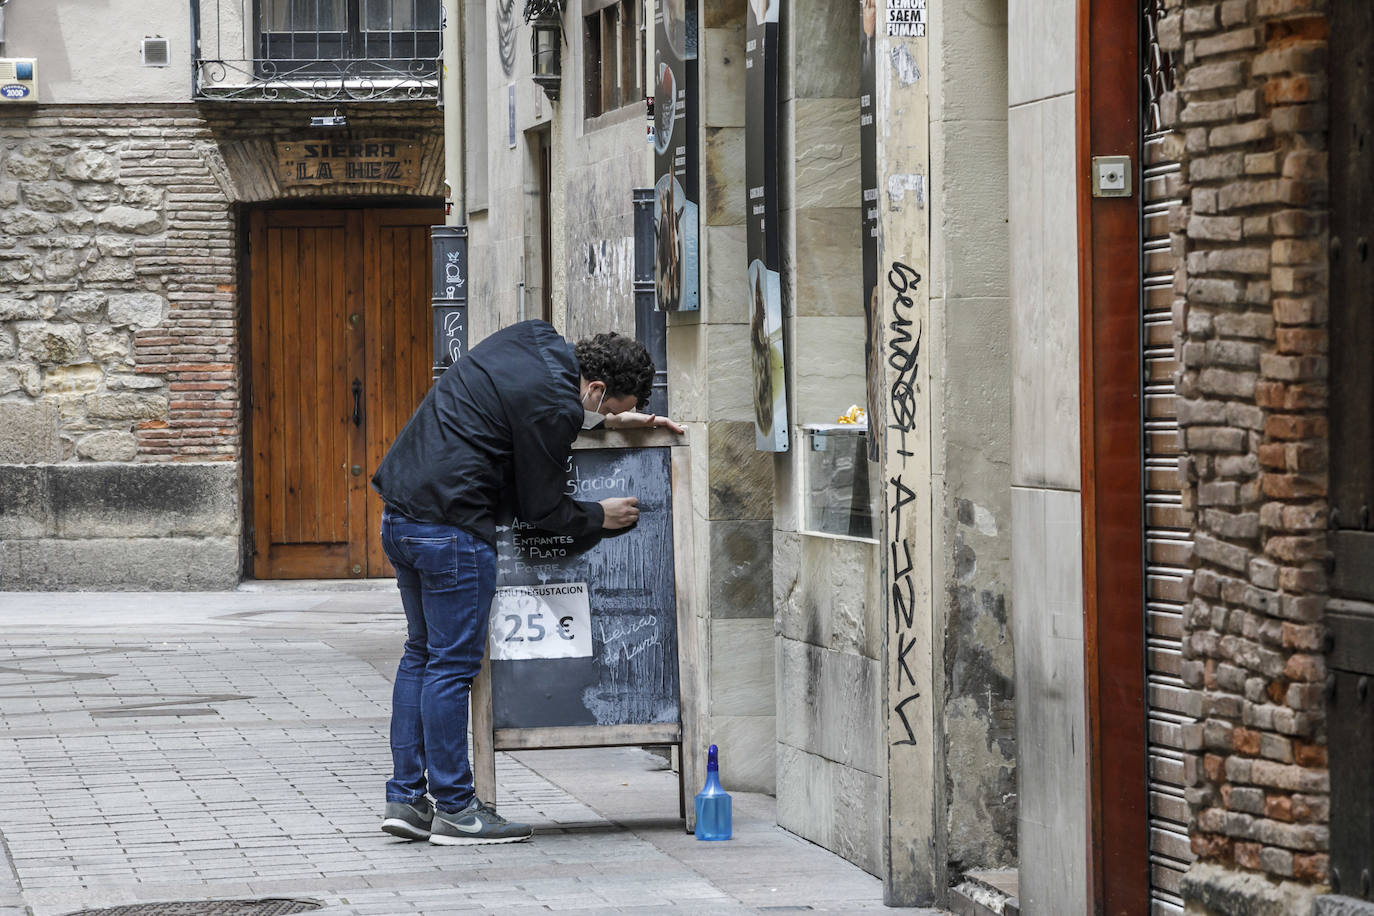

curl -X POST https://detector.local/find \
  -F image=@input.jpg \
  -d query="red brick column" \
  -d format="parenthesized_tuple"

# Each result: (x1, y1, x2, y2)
(1165, 0, 1333, 906)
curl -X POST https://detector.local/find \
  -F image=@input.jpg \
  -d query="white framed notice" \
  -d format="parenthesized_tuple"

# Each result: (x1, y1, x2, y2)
(488, 582, 594, 661)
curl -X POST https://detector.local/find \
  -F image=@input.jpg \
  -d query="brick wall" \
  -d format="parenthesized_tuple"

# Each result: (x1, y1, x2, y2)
(1163, 0, 1334, 907)
(0, 107, 237, 462)
(0, 104, 443, 466)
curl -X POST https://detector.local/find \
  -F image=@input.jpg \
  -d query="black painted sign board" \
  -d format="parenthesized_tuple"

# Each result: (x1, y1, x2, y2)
(490, 446, 679, 730)
(431, 225, 469, 377)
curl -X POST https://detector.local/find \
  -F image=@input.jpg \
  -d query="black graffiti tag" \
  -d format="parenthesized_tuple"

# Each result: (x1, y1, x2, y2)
(886, 261, 922, 456)
(885, 260, 923, 747)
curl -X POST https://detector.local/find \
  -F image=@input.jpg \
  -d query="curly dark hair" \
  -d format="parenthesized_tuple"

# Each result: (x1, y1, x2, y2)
(574, 333, 655, 410)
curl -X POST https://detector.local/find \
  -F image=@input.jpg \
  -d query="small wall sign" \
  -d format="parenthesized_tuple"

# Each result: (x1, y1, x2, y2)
(277, 139, 421, 187)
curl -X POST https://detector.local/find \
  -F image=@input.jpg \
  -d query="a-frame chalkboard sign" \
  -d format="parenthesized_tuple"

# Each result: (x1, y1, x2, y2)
(470, 427, 700, 823)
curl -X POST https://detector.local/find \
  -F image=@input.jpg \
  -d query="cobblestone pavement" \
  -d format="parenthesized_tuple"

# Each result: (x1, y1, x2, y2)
(0, 587, 934, 916)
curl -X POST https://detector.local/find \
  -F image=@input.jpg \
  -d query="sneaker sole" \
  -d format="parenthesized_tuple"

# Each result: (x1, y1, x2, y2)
(428, 832, 532, 846)
(381, 817, 432, 841)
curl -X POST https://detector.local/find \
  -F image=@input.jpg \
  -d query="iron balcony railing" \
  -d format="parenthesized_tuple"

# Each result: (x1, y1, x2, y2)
(191, 0, 440, 102)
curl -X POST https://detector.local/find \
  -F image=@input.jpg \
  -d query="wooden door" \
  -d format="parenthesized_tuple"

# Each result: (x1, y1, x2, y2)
(363, 209, 440, 575)
(249, 206, 440, 579)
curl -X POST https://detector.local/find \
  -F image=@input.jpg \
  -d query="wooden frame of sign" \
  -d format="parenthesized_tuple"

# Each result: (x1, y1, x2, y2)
(470, 426, 700, 826)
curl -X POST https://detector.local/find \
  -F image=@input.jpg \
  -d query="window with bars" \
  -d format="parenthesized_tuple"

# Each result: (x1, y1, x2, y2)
(582, 0, 642, 119)
(258, 0, 441, 72)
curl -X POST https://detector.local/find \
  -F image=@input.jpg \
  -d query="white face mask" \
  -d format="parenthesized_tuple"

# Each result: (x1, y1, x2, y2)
(581, 386, 607, 429)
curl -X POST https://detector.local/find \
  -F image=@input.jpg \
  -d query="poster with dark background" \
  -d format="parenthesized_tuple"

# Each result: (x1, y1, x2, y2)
(746, 0, 787, 451)
(860, 0, 880, 461)
(654, 0, 699, 311)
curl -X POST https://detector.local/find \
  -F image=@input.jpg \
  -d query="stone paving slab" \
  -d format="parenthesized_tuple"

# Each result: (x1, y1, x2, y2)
(0, 590, 940, 915)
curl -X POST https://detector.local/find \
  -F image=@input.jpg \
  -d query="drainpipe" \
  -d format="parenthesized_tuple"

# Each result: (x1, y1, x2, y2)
(0, 0, 10, 54)
(442, 0, 465, 225)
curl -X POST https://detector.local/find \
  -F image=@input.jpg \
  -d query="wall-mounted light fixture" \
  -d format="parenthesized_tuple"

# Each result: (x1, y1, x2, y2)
(524, 0, 563, 102)
(310, 108, 348, 127)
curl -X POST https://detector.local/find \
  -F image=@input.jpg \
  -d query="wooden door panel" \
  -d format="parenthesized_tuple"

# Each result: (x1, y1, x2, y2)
(365, 208, 443, 576)
(250, 209, 362, 579)
(251, 206, 438, 580)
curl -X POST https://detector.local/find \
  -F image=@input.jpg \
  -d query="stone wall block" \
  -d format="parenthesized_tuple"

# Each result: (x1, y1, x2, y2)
(84, 328, 132, 363)
(0, 536, 241, 590)
(65, 149, 120, 182)
(0, 465, 50, 538)
(6, 145, 54, 180)
(76, 431, 138, 462)
(105, 372, 162, 391)
(121, 186, 165, 209)
(793, 98, 861, 210)
(2, 210, 59, 236)
(17, 323, 84, 365)
(708, 519, 774, 618)
(93, 206, 162, 235)
(0, 297, 44, 321)
(84, 257, 135, 282)
(23, 181, 77, 213)
(59, 211, 95, 233)
(85, 393, 169, 421)
(42, 364, 103, 395)
(42, 250, 83, 282)
(107, 293, 167, 329)
(707, 420, 775, 519)
(59, 291, 108, 321)
(75, 184, 118, 209)
(703, 127, 746, 227)
(0, 399, 61, 463)
(94, 235, 135, 258)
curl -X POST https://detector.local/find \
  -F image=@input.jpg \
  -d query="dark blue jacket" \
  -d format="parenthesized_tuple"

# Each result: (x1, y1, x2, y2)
(371, 320, 605, 544)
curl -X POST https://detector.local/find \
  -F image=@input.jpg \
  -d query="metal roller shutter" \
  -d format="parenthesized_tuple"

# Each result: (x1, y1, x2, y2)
(1142, 2, 1194, 911)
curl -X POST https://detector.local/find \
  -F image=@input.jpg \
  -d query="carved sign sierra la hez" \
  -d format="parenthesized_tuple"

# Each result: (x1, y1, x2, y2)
(277, 139, 420, 187)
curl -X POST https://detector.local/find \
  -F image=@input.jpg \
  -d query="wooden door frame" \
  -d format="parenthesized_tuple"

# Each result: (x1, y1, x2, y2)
(1077, 0, 1149, 912)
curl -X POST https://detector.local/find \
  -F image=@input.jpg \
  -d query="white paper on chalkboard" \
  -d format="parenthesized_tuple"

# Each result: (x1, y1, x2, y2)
(488, 583, 594, 661)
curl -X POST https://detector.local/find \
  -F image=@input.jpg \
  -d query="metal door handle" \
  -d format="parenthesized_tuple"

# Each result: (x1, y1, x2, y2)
(352, 379, 362, 427)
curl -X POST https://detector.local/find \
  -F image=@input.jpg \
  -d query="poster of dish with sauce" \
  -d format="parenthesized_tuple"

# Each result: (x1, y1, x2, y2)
(748, 258, 786, 450)
(746, 0, 786, 450)
(653, 0, 699, 311)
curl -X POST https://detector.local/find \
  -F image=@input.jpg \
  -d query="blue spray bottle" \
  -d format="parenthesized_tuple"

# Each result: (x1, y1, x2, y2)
(694, 744, 732, 840)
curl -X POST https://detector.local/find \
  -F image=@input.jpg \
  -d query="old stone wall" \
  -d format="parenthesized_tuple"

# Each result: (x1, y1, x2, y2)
(1164, 0, 1334, 910)
(0, 107, 230, 464)
(0, 103, 443, 589)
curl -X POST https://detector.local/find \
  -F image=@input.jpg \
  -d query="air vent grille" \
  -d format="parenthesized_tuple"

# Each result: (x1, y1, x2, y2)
(142, 38, 170, 67)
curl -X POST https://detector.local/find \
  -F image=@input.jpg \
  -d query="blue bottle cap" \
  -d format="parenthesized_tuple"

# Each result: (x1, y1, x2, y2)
(707, 744, 719, 771)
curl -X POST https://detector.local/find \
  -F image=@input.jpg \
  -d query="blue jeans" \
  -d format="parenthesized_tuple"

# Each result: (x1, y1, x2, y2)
(381, 508, 496, 814)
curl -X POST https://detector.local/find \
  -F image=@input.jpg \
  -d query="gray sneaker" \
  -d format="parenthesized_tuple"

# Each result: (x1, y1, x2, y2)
(429, 798, 533, 846)
(381, 797, 434, 841)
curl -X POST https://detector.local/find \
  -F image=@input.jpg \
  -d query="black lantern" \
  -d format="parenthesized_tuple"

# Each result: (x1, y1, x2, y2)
(525, 0, 563, 101)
